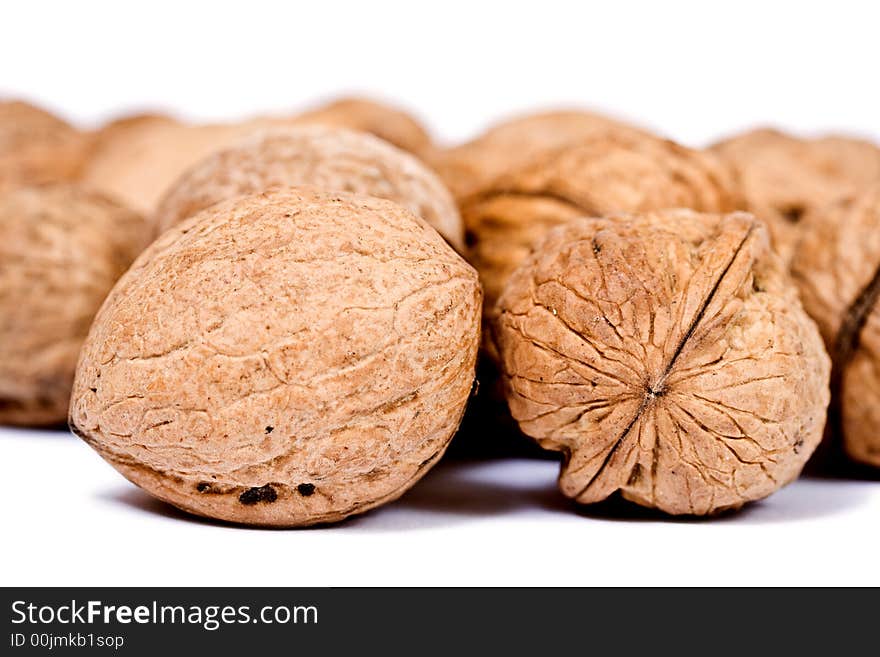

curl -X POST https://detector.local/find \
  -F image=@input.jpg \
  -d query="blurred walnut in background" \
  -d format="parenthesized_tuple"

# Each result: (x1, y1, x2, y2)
(0, 100, 92, 192)
(712, 128, 880, 262)
(792, 186, 880, 467)
(0, 186, 148, 426)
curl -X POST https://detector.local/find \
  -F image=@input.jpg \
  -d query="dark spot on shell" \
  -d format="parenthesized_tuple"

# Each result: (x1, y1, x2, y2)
(265, 425, 274, 434)
(196, 482, 212, 493)
(89, 387, 97, 393)
(239, 484, 278, 505)
(297, 483, 315, 497)
(780, 204, 805, 224)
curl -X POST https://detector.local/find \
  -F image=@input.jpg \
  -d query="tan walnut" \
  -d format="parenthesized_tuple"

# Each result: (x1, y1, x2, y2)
(154, 126, 464, 250)
(430, 109, 652, 201)
(494, 210, 830, 515)
(290, 97, 432, 157)
(791, 185, 880, 467)
(712, 128, 880, 263)
(461, 132, 741, 326)
(0, 100, 92, 192)
(70, 188, 482, 527)
(0, 186, 148, 425)
(81, 98, 433, 217)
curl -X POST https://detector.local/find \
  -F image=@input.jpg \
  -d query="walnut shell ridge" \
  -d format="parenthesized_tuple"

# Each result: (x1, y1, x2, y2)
(494, 210, 829, 515)
(712, 128, 880, 262)
(0, 100, 91, 192)
(791, 186, 880, 466)
(154, 126, 464, 250)
(461, 132, 741, 325)
(70, 188, 482, 527)
(0, 186, 148, 425)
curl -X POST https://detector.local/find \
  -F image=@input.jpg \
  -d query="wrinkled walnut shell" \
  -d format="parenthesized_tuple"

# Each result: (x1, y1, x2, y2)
(431, 109, 651, 201)
(154, 126, 464, 250)
(791, 186, 880, 466)
(494, 210, 829, 515)
(462, 132, 741, 325)
(712, 128, 880, 262)
(0, 186, 148, 425)
(70, 188, 482, 526)
(0, 100, 91, 192)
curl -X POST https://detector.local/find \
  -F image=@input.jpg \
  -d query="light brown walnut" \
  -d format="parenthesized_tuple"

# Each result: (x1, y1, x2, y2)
(0, 186, 148, 425)
(291, 97, 432, 157)
(70, 188, 482, 527)
(431, 109, 652, 201)
(0, 100, 91, 192)
(461, 132, 741, 327)
(81, 99, 433, 217)
(712, 128, 880, 262)
(494, 210, 829, 515)
(154, 126, 464, 250)
(80, 117, 249, 216)
(791, 186, 880, 466)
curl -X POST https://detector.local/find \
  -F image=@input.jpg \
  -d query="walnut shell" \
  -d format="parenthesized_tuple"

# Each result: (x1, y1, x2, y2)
(462, 132, 741, 323)
(291, 97, 431, 156)
(494, 210, 829, 515)
(81, 118, 248, 216)
(711, 128, 880, 262)
(70, 188, 482, 527)
(0, 100, 91, 192)
(0, 186, 148, 425)
(431, 110, 651, 201)
(154, 126, 464, 250)
(791, 186, 880, 466)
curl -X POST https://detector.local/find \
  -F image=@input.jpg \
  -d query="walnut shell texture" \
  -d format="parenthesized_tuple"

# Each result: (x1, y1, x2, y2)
(70, 188, 482, 526)
(291, 97, 432, 156)
(154, 126, 464, 250)
(431, 109, 651, 201)
(495, 210, 829, 514)
(462, 132, 741, 322)
(712, 128, 880, 262)
(791, 186, 880, 466)
(0, 186, 148, 425)
(0, 100, 91, 192)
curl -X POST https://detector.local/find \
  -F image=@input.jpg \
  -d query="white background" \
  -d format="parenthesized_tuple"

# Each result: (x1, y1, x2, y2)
(2, 0, 879, 586)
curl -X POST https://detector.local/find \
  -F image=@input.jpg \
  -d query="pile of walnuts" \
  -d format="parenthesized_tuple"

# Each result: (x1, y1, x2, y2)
(2, 95, 878, 525)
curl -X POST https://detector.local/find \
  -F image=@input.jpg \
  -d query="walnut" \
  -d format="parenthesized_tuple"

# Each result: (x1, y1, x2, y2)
(0, 186, 148, 425)
(494, 210, 830, 514)
(70, 188, 482, 526)
(711, 128, 880, 262)
(791, 186, 880, 466)
(81, 98, 433, 217)
(461, 132, 741, 327)
(154, 126, 464, 250)
(431, 109, 651, 201)
(80, 117, 247, 216)
(0, 100, 91, 192)
(290, 97, 432, 156)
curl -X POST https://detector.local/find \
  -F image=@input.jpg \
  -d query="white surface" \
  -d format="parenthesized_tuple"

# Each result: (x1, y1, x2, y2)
(2, 0, 879, 146)
(1, 426, 879, 587)
(2, 1, 880, 587)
